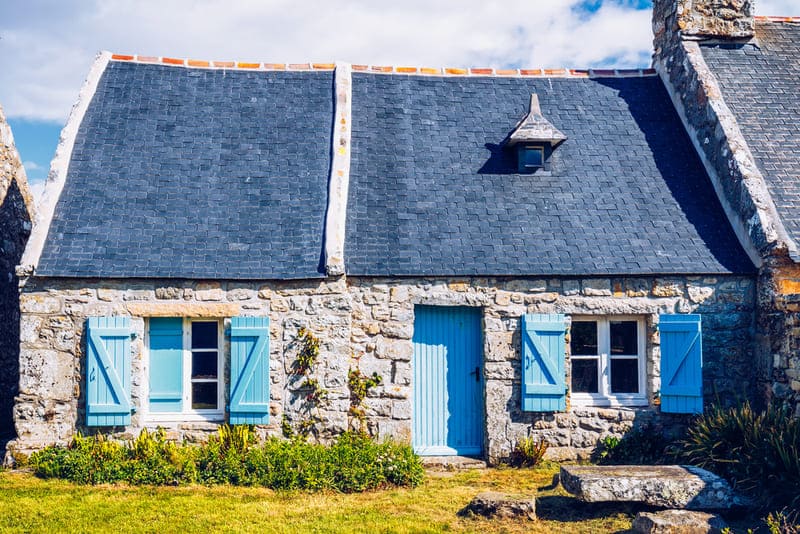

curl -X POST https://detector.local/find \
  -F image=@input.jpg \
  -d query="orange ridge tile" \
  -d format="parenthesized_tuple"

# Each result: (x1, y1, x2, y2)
(470, 68, 493, 75)
(137, 55, 158, 63)
(520, 69, 543, 76)
(312, 63, 335, 70)
(288, 63, 311, 70)
(237, 62, 260, 69)
(544, 68, 566, 76)
(162, 57, 184, 66)
(187, 59, 210, 67)
(263, 63, 286, 70)
(570, 69, 590, 77)
(371, 66, 393, 73)
(111, 54, 134, 61)
(445, 68, 468, 75)
(351, 64, 368, 71)
(419, 67, 441, 75)
(494, 69, 519, 76)
(396, 67, 418, 73)
(213, 61, 235, 68)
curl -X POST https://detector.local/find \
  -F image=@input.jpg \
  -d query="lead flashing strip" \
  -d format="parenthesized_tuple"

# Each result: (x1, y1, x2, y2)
(754, 16, 800, 23)
(20, 51, 112, 272)
(324, 62, 352, 276)
(109, 54, 657, 79)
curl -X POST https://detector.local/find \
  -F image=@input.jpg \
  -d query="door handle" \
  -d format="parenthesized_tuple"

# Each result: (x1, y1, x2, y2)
(470, 366, 481, 382)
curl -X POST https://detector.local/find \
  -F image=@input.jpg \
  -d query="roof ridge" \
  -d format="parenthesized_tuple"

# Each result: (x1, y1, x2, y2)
(109, 54, 657, 79)
(754, 15, 800, 23)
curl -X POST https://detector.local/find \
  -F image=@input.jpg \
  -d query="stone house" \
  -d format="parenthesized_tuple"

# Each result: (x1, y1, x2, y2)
(0, 105, 35, 446)
(9, 0, 797, 464)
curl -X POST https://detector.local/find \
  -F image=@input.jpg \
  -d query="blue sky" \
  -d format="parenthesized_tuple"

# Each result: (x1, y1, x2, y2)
(2, 0, 798, 200)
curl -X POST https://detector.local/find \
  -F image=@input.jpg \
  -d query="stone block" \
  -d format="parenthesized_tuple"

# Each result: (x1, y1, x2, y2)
(653, 279, 685, 298)
(458, 492, 535, 520)
(560, 465, 742, 509)
(20, 294, 61, 314)
(633, 510, 728, 534)
(563, 280, 580, 296)
(195, 282, 223, 301)
(582, 279, 611, 296)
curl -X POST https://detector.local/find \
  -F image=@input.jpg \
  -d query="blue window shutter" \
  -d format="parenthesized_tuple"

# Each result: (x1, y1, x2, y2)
(521, 314, 566, 412)
(229, 317, 270, 424)
(148, 318, 184, 413)
(659, 314, 703, 414)
(86, 317, 132, 426)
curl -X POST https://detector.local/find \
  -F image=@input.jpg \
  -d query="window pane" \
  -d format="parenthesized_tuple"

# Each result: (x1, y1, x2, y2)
(571, 358, 599, 393)
(192, 351, 218, 379)
(522, 146, 543, 167)
(611, 358, 639, 393)
(610, 321, 637, 355)
(192, 382, 218, 410)
(192, 322, 218, 349)
(571, 322, 598, 355)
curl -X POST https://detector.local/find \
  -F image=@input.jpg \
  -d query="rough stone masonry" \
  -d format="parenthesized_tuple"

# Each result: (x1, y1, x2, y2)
(10, 274, 754, 463)
(0, 105, 33, 446)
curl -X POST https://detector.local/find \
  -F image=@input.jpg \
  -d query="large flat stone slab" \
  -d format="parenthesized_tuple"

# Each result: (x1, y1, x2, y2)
(633, 510, 728, 534)
(560, 465, 738, 510)
(458, 492, 536, 520)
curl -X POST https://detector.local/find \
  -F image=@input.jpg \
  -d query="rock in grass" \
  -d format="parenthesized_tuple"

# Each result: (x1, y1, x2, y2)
(458, 491, 536, 520)
(633, 509, 728, 534)
(560, 465, 740, 510)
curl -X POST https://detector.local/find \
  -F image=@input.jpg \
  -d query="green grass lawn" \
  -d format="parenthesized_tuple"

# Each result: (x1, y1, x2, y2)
(0, 466, 763, 533)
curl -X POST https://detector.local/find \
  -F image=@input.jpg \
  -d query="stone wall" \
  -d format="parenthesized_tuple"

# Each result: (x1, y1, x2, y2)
(9, 274, 755, 463)
(652, 0, 799, 416)
(0, 106, 33, 444)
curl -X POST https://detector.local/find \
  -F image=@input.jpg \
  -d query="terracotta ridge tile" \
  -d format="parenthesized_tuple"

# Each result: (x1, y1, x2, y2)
(111, 54, 134, 61)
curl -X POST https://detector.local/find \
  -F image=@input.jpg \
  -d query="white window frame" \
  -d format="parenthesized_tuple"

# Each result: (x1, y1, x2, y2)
(569, 315, 647, 407)
(144, 318, 225, 423)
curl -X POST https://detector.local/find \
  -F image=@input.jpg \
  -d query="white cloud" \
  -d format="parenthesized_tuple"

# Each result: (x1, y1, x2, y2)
(756, 0, 800, 16)
(28, 179, 46, 204)
(23, 160, 43, 171)
(0, 0, 652, 123)
(1, 0, 797, 124)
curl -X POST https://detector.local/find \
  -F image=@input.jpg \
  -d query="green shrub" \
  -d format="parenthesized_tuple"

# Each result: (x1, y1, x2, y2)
(594, 423, 667, 465)
(508, 437, 548, 468)
(29, 427, 423, 492)
(674, 401, 800, 509)
(764, 508, 800, 534)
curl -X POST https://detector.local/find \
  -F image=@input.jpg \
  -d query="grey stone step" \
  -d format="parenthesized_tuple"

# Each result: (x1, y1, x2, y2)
(421, 455, 487, 470)
(633, 510, 728, 534)
(459, 491, 536, 520)
(560, 465, 743, 510)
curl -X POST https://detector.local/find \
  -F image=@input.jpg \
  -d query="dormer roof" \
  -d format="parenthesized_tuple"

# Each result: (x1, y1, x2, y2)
(507, 94, 567, 147)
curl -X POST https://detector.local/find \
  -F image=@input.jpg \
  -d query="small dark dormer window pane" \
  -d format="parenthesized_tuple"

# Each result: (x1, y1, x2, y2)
(518, 145, 544, 172)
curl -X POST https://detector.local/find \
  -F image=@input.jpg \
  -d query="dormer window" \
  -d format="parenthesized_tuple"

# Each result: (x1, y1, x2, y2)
(508, 94, 567, 173)
(518, 145, 545, 172)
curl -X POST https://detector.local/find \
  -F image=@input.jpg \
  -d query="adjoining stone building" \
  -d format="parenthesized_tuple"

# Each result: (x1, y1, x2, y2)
(14, 0, 800, 463)
(652, 0, 800, 416)
(0, 105, 35, 446)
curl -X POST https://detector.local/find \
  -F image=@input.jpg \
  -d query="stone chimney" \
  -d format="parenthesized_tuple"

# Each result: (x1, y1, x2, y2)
(653, 0, 755, 55)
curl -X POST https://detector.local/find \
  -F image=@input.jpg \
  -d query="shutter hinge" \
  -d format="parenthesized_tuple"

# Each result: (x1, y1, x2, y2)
(130, 332, 138, 340)
(224, 327, 231, 337)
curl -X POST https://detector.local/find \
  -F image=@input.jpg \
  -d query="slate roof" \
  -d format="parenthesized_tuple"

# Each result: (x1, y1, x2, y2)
(36, 59, 754, 279)
(345, 73, 754, 276)
(701, 21, 800, 252)
(37, 62, 333, 278)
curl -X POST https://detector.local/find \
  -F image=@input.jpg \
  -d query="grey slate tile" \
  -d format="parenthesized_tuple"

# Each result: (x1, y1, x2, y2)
(701, 22, 800, 251)
(345, 73, 753, 276)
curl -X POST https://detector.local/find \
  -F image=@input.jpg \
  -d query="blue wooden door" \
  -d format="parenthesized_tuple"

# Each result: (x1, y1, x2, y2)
(412, 306, 483, 456)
